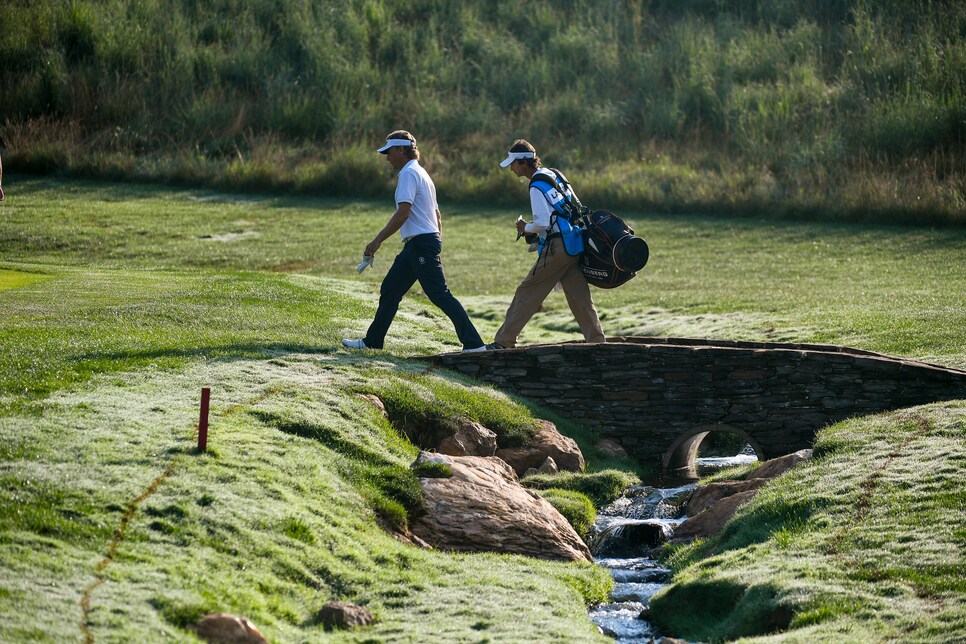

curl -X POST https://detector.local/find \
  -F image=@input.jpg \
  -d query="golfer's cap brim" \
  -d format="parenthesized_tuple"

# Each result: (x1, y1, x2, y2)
(377, 138, 414, 154)
(500, 151, 535, 167)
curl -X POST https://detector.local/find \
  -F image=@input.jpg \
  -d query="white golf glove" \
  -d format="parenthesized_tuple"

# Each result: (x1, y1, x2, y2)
(356, 254, 375, 273)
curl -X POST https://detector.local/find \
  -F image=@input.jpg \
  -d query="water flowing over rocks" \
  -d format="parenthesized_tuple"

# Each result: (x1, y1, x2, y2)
(605, 484, 696, 521)
(494, 419, 585, 477)
(590, 519, 675, 558)
(587, 485, 692, 641)
(588, 450, 816, 640)
(409, 452, 593, 562)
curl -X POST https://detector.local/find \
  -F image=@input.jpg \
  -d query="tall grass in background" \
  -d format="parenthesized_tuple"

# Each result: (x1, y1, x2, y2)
(1, 0, 963, 223)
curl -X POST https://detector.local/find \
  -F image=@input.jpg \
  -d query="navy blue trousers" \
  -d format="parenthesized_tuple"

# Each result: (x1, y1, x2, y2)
(364, 233, 483, 350)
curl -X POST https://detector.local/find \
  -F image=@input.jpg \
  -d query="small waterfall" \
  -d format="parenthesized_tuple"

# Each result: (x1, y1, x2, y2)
(587, 484, 693, 641)
(589, 452, 757, 641)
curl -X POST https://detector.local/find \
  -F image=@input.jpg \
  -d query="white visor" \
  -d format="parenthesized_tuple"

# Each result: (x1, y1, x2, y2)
(500, 151, 534, 167)
(377, 138, 415, 153)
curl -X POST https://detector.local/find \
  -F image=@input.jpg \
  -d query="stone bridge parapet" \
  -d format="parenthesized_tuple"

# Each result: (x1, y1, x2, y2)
(424, 337, 966, 472)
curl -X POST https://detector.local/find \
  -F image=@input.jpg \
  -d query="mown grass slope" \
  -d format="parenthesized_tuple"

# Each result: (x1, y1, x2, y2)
(4, 177, 965, 370)
(652, 402, 966, 642)
(0, 269, 614, 642)
(0, 179, 964, 641)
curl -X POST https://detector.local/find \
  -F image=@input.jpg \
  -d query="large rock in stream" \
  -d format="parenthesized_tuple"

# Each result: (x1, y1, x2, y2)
(495, 419, 585, 477)
(409, 452, 593, 562)
(436, 420, 498, 457)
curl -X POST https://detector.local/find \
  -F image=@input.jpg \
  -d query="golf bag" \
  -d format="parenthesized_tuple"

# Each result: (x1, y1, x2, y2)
(530, 169, 649, 288)
(579, 210, 649, 289)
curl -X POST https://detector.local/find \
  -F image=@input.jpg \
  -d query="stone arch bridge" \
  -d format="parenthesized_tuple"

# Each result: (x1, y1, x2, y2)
(425, 337, 966, 474)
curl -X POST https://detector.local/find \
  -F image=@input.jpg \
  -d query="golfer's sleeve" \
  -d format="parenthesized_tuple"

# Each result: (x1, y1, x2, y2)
(395, 168, 417, 207)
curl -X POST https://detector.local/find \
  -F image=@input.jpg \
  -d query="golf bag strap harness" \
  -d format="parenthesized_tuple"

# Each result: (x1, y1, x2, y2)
(528, 168, 587, 267)
(529, 168, 585, 224)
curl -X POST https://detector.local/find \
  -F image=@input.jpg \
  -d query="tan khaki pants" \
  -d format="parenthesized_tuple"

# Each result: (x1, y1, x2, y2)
(494, 237, 605, 348)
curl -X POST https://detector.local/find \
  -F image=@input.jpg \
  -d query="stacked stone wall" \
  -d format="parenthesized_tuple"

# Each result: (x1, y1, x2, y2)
(426, 337, 966, 470)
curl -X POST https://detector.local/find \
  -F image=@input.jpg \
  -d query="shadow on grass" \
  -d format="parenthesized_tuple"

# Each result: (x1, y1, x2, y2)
(9, 175, 372, 213)
(246, 406, 423, 531)
(650, 579, 792, 642)
(73, 342, 339, 363)
(248, 408, 390, 466)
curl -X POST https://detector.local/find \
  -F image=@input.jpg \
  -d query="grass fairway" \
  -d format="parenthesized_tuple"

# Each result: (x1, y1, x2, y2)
(1, 177, 965, 641)
(5, 177, 966, 367)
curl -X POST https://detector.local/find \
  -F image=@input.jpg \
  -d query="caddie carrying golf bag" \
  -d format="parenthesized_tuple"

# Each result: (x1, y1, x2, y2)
(529, 169, 649, 288)
(579, 210, 649, 288)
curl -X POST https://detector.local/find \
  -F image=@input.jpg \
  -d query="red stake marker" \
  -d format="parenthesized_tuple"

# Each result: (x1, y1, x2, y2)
(198, 387, 211, 451)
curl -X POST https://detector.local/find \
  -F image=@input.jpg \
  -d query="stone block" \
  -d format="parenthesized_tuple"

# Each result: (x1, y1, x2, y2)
(528, 345, 564, 356)
(602, 390, 645, 401)
(861, 381, 899, 393)
(537, 353, 565, 363)
(728, 370, 767, 380)
(821, 397, 859, 409)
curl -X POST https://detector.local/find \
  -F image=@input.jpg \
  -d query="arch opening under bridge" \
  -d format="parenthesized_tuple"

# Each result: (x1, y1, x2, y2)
(663, 424, 763, 478)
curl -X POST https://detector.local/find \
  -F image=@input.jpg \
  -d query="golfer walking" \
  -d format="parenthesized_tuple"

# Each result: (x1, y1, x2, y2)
(487, 139, 605, 349)
(342, 130, 485, 352)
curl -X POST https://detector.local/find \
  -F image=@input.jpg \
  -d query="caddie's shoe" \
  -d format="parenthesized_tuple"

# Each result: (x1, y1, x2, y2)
(484, 342, 507, 351)
(341, 338, 368, 349)
(462, 345, 486, 353)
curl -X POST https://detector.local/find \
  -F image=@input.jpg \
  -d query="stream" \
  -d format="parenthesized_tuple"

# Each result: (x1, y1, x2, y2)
(587, 451, 758, 641)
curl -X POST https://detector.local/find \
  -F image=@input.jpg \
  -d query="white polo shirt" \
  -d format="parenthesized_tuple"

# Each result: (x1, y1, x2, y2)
(395, 159, 440, 241)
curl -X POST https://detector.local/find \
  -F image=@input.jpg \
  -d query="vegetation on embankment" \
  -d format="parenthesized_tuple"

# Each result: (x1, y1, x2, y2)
(651, 402, 966, 642)
(537, 489, 598, 541)
(523, 470, 641, 508)
(357, 373, 541, 449)
(0, 354, 615, 642)
(2, 1, 965, 223)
